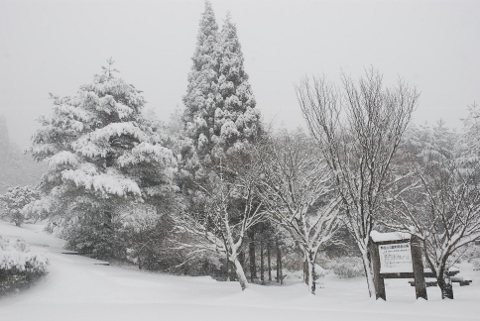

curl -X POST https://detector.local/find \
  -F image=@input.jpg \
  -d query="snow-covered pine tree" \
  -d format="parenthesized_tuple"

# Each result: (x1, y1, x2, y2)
(183, 0, 219, 163)
(212, 14, 261, 157)
(183, 4, 262, 165)
(176, 6, 264, 285)
(29, 59, 177, 259)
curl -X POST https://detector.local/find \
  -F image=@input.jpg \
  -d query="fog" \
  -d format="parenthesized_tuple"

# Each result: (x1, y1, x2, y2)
(1, 0, 479, 147)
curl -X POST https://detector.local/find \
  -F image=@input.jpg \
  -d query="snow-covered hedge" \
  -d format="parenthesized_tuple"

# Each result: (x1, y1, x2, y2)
(325, 257, 365, 279)
(0, 236, 48, 295)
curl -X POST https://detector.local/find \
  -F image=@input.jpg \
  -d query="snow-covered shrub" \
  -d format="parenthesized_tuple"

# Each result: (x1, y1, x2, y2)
(471, 258, 480, 271)
(120, 204, 166, 270)
(0, 186, 40, 226)
(315, 264, 327, 279)
(22, 197, 53, 223)
(458, 243, 480, 263)
(0, 235, 48, 295)
(324, 256, 365, 279)
(65, 211, 127, 261)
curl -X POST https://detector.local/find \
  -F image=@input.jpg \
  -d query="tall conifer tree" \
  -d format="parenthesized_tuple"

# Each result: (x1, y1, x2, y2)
(213, 14, 261, 156)
(29, 60, 176, 258)
(183, 1, 219, 163)
(183, 3, 261, 165)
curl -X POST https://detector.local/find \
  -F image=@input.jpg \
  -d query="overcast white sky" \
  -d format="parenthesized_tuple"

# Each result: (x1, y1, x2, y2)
(1, 0, 479, 148)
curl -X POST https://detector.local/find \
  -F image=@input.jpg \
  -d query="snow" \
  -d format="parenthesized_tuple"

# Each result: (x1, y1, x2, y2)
(1, 220, 480, 321)
(371, 230, 411, 243)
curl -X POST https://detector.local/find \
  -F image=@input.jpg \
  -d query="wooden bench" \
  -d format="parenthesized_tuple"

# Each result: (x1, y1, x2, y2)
(409, 277, 472, 287)
(451, 277, 472, 286)
(408, 280, 438, 287)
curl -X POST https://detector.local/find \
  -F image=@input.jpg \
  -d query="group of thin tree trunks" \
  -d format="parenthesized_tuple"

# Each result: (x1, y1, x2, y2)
(226, 230, 284, 285)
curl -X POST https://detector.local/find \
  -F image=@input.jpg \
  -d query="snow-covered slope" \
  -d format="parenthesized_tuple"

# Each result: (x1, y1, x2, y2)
(0, 220, 479, 321)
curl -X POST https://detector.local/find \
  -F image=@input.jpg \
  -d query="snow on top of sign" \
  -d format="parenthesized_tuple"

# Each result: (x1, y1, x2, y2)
(370, 230, 411, 242)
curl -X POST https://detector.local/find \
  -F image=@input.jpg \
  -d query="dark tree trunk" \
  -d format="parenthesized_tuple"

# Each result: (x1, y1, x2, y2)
(276, 238, 283, 284)
(307, 250, 316, 294)
(303, 259, 308, 285)
(437, 273, 454, 299)
(369, 240, 386, 300)
(239, 251, 245, 269)
(410, 236, 427, 300)
(225, 255, 230, 281)
(249, 229, 257, 282)
(267, 242, 272, 282)
(260, 241, 265, 284)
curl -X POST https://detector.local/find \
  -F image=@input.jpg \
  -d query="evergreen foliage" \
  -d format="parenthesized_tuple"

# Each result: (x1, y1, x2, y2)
(183, 1, 220, 162)
(183, 3, 261, 165)
(0, 236, 48, 296)
(0, 186, 40, 226)
(213, 14, 261, 156)
(29, 59, 177, 259)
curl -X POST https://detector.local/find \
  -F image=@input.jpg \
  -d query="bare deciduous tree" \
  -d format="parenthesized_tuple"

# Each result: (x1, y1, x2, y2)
(171, 154, 264, 291)
(386, 132, 480, 299)
(296, 68, 418, 297)
(257, 129, 340, 295)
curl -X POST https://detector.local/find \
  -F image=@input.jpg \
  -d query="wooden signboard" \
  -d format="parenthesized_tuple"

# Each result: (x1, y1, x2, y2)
(370, 231, 427, 301)
(378, 242, 412, 273)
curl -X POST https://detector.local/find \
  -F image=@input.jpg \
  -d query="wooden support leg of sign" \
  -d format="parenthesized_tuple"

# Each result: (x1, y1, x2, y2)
(370, 240, 386, 300)
(410, 235, 428, 300)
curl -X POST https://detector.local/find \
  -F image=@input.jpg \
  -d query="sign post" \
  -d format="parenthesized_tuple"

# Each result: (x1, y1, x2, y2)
(410, 235, 427, 300)
(370, 231, 427, 300)
(370, 241, 386, 300)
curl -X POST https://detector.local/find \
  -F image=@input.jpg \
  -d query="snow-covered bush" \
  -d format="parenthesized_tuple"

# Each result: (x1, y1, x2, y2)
(314, 264, 327, 279)
(471, 258, 480, 271)
(64, 210, 127, 261)
(0, 186, 40, 226)
(325, 256, 365, 279)
(0, 235, 48, 295)
(120, 204, 166, 270)
(458, 243, 480, 263)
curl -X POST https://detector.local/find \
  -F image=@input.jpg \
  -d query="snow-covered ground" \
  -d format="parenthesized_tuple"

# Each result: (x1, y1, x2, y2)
(1, 220, 479, 321)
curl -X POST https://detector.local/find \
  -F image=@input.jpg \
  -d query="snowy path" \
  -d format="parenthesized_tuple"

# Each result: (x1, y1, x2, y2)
(1, 221, 480, 321)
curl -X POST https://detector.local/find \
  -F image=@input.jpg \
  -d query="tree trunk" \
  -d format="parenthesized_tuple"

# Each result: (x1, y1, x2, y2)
(249, 229, 257, 282)
(369, 240, 386, 300)
(260, 241, 265, 284)
(225, 255, 230, 281)
(276, 238, 283, 284)
(267, 242, 272, 282)
(303, 260, 308, 285)
(360, 246, 376, 298)
(437, 271, 454, 299)
(239, 250, 245, 268)
(233, 258, 249, 291)
(306, 250, 316, 295)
